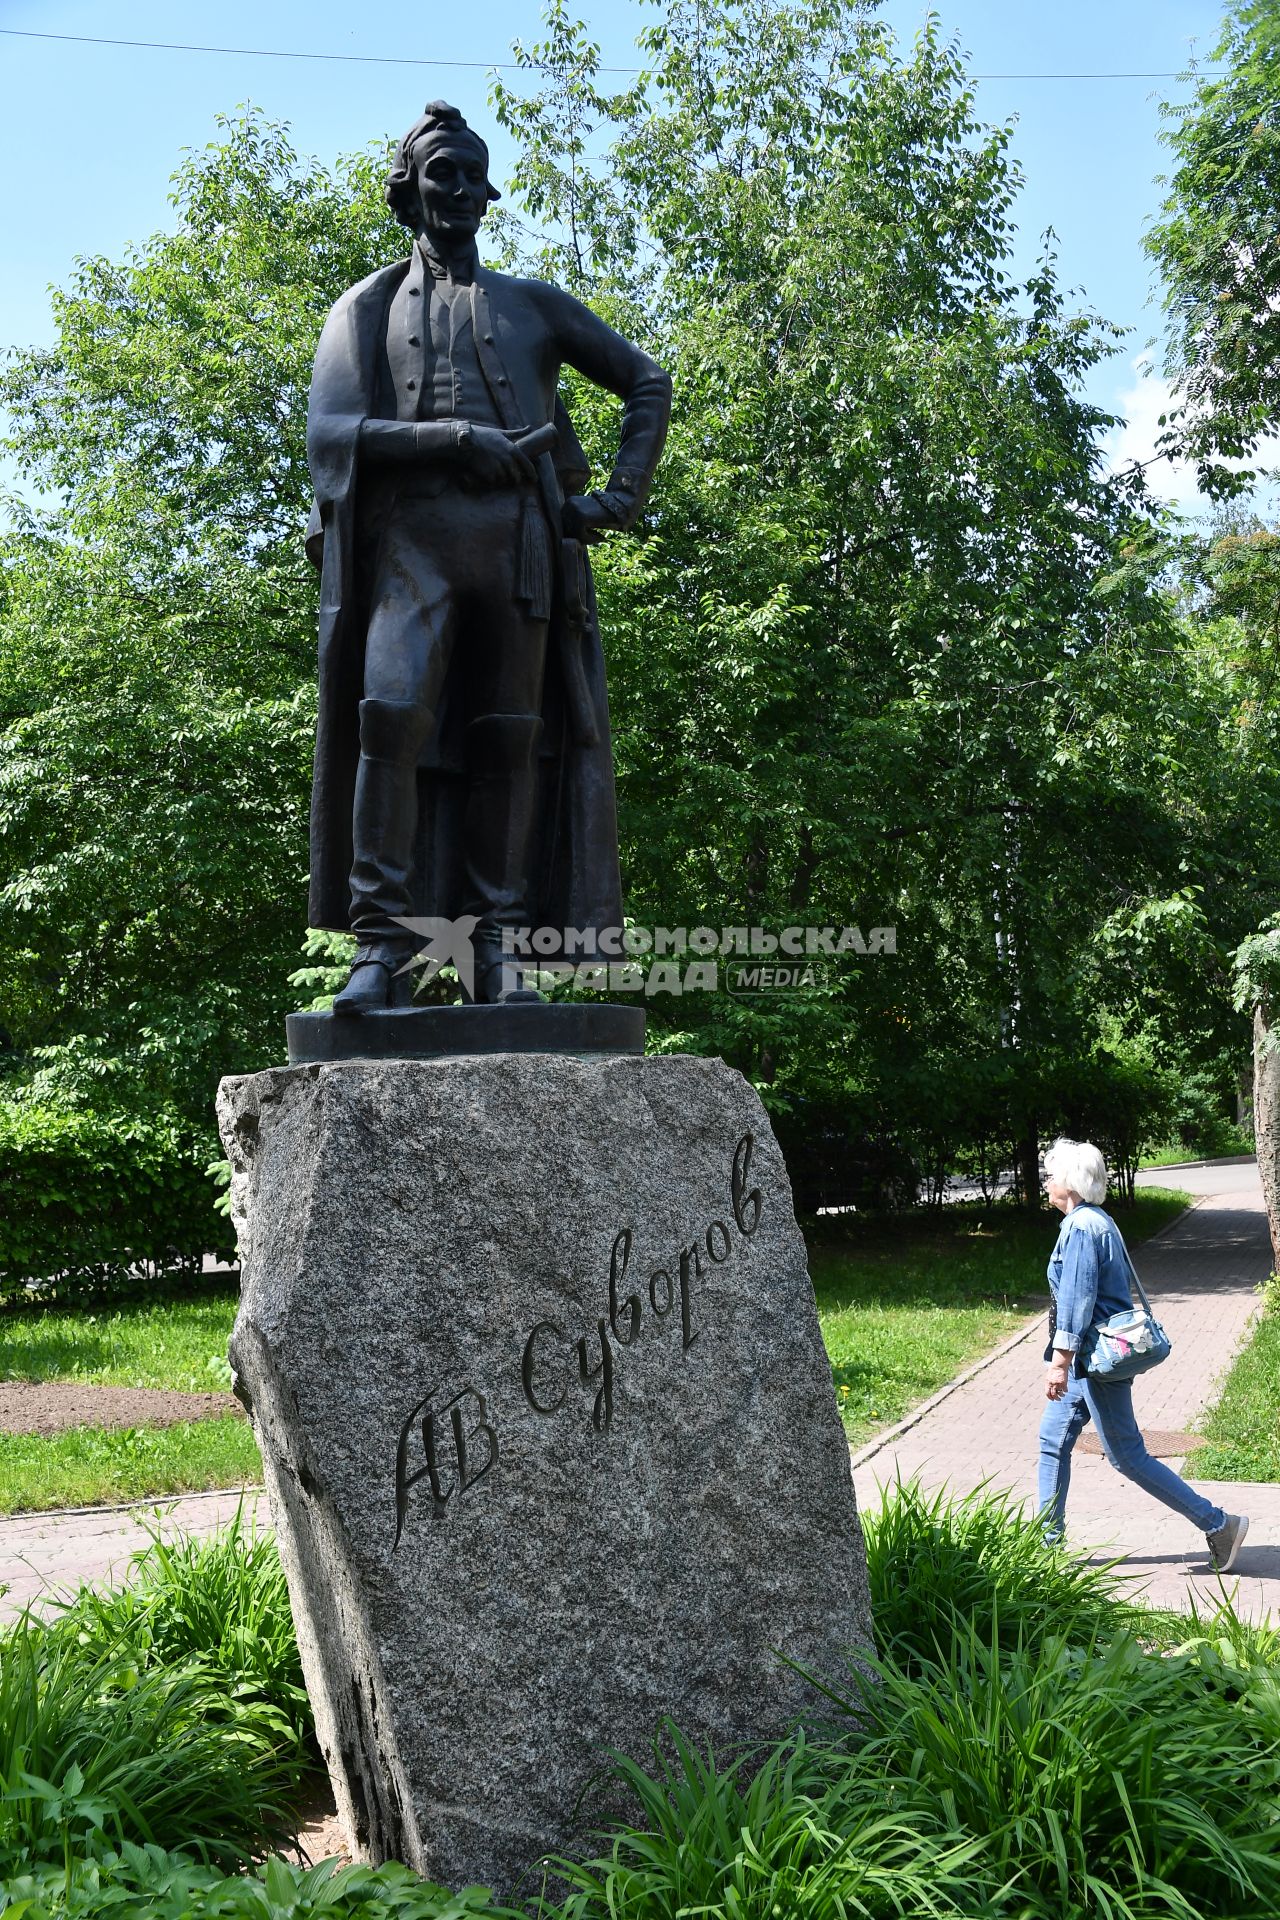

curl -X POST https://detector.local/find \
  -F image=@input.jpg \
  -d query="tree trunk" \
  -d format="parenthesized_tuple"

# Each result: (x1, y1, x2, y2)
(1017, 1120, 1040, 1212)
(1238, 1054, 1255, 1136)
(1254, 999, 1280, 1270)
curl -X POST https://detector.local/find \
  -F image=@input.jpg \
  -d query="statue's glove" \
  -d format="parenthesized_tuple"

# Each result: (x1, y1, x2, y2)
(454, 422, 538, 489)
(562, 489, 632, 545)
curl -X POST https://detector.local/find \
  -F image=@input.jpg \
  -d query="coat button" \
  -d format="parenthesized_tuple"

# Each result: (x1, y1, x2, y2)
(406, 379, 416, 390)
(409, 286, 421, 296)
(484, 333, 494, 344)
(408, 335, 420, 346)
(497, 375, 507, 385)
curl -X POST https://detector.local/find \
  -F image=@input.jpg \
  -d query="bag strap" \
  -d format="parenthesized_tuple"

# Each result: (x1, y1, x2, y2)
(1070, 1205, 1156, 1315)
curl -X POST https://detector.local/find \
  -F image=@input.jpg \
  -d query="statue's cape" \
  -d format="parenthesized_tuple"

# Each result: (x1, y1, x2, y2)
(304, 258, 623, 945)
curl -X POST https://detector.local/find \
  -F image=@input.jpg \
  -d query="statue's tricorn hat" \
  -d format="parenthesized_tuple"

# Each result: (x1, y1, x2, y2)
(386, 101, 501, 227)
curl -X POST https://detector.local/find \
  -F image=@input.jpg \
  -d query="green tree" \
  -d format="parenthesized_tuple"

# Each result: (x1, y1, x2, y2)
(1234, 918, 1280, 1261)
(0, 116, 403, 1131)
(1, 0, 1264, 1251)
(1147, 0, 1280, 494)
(492, 1, 1224, 1195)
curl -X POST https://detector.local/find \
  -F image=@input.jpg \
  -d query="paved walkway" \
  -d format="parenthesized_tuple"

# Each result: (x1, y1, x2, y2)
(853, 1161, 1280, 1621)
(1, 1488, 262, 1621)
(3, 1164, 1276, 1625)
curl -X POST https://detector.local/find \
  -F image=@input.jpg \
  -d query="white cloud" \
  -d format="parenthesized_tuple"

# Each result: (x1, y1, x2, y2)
(1102, 356, 1280, 519)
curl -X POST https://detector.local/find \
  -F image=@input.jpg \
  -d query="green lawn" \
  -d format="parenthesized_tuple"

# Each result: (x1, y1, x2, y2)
(1192, 1277, 1280, 1481)
(0, 1192, 1193, 1509)
(0, 1289, 259, 1514)
(0, 1418, 261, 1514)
(812, 1188, 1193, 1447)
(0, 1293, 239, 1389)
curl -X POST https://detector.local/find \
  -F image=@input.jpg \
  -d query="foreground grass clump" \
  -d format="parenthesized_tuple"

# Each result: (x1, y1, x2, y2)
(4, 1489, 1279, 1917)
(556, 1488, 1280, 1919)
(0, 1852, 525, 1918)
(862, 1476, 1154, 1666)
(0, 1515, 310, 1880)
(811, 1188, 1190, 1443)
(1194, 1273, 1280, 1481)
(0, 1521, 527, 1917)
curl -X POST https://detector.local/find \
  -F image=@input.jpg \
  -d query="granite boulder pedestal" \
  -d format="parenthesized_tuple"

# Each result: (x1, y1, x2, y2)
(218, 1049, 872, 1900)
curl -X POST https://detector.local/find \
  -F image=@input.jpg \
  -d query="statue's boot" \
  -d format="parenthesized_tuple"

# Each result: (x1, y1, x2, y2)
(334, 697, 432, 1015)
(461, 711, 546, 1005)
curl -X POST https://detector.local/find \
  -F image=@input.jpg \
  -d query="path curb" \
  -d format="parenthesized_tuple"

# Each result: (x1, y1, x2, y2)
(2, 1483, 262, 1525)
(1139, 1155, 1256, 1172)
(849, 1312, 1045, 1472)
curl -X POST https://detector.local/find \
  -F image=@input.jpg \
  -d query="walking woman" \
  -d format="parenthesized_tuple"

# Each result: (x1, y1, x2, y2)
(1038, 1137, 1248, 1571)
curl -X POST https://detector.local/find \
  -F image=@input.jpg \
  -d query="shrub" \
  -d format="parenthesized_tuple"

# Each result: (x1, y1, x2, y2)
(550, 1725, 991, 1918)
(0, 1101, 232, 1301)
(1, 1845, 525, 1917)
(0, 1620, 300, 1873)
(47, 1512, 310, 1753)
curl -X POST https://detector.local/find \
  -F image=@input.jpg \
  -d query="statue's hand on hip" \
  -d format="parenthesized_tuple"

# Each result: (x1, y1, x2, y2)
(459, 424, 538, 489)
(562, 491, 625, 545)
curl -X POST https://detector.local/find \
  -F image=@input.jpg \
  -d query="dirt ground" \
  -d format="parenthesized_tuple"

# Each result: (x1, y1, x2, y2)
(286, 1778, 354, 1870)
(0, 1381, 245, 1436)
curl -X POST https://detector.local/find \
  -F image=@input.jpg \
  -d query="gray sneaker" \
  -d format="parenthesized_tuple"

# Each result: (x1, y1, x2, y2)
(1206, 1513, 1249, 1573)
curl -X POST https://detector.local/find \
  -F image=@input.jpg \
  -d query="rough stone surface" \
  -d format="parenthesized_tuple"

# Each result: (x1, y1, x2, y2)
(218, 1052, 872, 1899)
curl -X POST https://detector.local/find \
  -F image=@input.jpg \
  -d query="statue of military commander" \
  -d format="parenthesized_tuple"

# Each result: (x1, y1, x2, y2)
(305, 102, 671, 1011)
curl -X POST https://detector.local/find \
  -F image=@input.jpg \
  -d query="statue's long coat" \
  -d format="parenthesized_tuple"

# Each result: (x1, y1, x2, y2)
(304, 257, 654, 945)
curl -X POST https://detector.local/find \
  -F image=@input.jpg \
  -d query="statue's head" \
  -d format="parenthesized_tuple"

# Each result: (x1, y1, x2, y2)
(386, 102, 500, 247)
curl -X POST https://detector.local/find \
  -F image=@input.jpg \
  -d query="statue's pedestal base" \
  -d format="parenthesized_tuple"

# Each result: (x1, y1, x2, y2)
(217, 1052, 872, 1900)
(286, 1001, 645, 1064)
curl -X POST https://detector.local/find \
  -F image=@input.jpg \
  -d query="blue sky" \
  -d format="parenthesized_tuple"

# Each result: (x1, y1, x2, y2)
(0, 0, 1233, 511)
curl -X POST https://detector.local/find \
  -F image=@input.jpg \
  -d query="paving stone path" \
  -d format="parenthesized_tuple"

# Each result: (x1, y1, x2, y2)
(3, 1163, 1276, 1625)
(852, 1161, 1280, 1622)
(0, 1487, 263, 1620)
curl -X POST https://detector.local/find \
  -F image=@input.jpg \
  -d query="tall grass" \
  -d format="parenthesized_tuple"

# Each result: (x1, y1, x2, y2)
(549, 1725, 993, 1918)
(0, 1511, 310, 1877)
(546, 1486, 1280, 1920)
(49, 1507, 309, 1747)
(4, 1492, 1279, 1919)
(860, 1477, 1159, 1667)
(829, 1623, 1280, 1918)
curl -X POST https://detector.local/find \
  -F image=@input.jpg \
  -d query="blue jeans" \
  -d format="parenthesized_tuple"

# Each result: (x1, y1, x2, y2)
(1038, 1370, 1226, 1541)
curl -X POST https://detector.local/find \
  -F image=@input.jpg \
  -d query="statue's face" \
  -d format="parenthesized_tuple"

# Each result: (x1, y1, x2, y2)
(413, 139, 490, 246)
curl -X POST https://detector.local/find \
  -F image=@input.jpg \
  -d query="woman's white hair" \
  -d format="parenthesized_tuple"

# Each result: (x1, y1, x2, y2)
(1043, 1137, 1108, 1206)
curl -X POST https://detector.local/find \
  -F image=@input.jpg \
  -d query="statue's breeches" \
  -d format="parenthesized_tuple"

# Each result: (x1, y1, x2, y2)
(360, 478, 552, 718)
(348, 477, 553, 951)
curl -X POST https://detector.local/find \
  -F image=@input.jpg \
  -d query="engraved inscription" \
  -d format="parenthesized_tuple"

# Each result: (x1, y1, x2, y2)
(521, 1319, 568, 1413)
(393, 1133, 764, 1544)
(732, 1132, 763, 1237)
(393, 1384, 498, 1549)
(648, 1266, 674, 1314)
(608, 1230, 641, 1347)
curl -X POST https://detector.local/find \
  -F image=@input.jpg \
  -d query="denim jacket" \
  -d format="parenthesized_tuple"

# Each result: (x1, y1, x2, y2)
(1043, 1203, 1136, 1366)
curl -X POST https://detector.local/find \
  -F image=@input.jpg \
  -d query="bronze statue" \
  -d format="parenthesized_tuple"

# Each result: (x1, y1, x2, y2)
(304, 103, 671, 1011)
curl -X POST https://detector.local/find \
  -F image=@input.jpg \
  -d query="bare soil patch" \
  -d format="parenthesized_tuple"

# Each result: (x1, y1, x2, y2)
(284, 1777, 354, 1870)
(0, 1381, 245, 1437)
